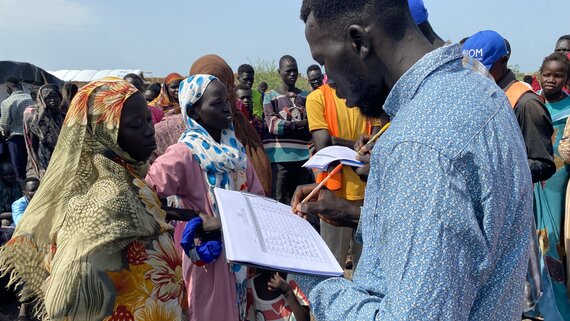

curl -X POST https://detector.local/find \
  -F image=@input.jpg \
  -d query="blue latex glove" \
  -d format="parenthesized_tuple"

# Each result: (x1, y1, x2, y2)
(180, 216, 203, 255)
(196, 239, 223, 265)
(180, 216, 223, 265)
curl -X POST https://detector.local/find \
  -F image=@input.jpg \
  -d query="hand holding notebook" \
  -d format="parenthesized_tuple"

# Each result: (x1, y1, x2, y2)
(214, 188, 343, 277)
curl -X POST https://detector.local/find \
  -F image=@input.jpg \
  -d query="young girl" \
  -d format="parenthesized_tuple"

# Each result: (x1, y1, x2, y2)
(146, 74, 264, 321)
(534, 52, 570, 319)
(246, 270, 309, 321)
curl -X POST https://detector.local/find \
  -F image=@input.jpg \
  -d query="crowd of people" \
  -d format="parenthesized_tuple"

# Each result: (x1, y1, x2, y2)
(0, 0, 569, 320)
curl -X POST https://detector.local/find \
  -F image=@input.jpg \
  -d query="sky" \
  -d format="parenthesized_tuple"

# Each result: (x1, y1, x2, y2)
(0, 0, 569, 77)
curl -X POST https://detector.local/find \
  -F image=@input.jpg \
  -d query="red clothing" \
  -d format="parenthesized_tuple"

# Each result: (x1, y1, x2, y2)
(149, 105, 164, 124)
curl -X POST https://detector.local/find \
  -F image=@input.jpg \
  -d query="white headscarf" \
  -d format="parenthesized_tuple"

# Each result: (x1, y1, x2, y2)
(178, 74, 248, 212)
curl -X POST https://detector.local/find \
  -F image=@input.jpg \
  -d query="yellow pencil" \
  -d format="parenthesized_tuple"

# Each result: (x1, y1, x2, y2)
(301, 123, 390, 205)
(301, 163, 343, 204)
(357, 122, 390, 154)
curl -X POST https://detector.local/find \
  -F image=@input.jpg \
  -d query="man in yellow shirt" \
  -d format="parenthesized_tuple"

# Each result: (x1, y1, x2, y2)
(306, 65, 380, 269)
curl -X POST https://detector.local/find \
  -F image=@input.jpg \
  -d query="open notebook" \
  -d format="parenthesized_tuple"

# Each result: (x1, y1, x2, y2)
(303, 145, 363, 171)
(214, 188, 344, 277)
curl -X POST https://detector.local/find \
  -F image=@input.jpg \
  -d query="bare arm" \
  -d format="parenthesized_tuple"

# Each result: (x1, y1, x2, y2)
(312, 129, 332, 152)
(284, 290, 310, 321)
(313, 128, 357, 151)
(162, 205, 199, 221)
(269, 273, 310, 321)
(331, 136, 357, 149)
(0, 212, 12, 220)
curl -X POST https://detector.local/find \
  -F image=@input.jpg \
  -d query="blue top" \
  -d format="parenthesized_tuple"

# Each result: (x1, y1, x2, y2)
(11, 196, 29, 226)
(295, 44, 533, 320)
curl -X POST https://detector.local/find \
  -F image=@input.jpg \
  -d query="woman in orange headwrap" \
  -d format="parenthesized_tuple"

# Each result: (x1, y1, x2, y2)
(148, 72, 184, 116)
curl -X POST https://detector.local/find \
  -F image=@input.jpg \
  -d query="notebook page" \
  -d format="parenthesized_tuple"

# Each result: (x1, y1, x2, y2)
(214, 188, 343, 276)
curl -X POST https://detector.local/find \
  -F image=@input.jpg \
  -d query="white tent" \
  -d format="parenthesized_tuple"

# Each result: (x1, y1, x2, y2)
(48, 69, 144, 82)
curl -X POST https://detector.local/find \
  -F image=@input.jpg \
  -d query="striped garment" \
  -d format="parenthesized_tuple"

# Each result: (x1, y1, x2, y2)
(262, 89, 311, 163)
(0, 90, 34, 138)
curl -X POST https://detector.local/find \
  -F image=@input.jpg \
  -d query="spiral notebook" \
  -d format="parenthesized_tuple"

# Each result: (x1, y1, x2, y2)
(214, 188, 344, 277)
(303, 146, 363, 171)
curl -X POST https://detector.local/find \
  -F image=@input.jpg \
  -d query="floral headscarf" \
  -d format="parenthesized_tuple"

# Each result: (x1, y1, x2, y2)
(149, 72, 183, 115)
(0, 77, 170, 319)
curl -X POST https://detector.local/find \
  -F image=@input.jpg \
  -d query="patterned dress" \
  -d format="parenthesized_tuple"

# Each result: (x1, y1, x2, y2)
(0, 78, 187, 321)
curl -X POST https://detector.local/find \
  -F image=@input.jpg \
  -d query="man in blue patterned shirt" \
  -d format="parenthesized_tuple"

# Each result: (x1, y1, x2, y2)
(291, 0, 533, 320)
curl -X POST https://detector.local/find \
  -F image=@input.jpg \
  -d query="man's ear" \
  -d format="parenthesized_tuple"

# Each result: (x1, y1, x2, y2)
(501, 56, 509, 67)
(348, 25, 371, 60)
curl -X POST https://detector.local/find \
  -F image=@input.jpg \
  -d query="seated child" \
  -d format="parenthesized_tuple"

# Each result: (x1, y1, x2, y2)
(11, 177, 40, 226)
(247, 269, 310, 321)
(0, 162, 22, 225)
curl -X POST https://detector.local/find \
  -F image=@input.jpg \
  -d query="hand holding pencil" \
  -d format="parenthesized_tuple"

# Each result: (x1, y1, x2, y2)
(291, 183, 361, 228)
(356, 122, 390, 154)
(290, 122, 390, 227)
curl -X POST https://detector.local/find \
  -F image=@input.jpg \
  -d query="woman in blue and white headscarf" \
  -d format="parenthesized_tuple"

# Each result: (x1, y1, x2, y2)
(146, 74, 264, 321)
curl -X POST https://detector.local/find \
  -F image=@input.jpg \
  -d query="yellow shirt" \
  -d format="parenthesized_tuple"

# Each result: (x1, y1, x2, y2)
(306, 86, 379, 201)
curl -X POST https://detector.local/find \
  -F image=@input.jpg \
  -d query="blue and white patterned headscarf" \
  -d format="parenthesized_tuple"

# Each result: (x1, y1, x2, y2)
(178, 74, 248, 212)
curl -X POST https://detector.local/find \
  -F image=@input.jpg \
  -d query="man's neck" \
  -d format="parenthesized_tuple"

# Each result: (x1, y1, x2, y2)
(279, 83, 298, 94)
(496, 69, 515, 91)
(381, 30, 439, 89)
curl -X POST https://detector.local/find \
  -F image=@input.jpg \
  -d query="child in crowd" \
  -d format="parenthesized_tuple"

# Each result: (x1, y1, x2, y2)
(11, 177, 40, 226)
(246, 270, 310, 321)
(0, 162, 22, 226)
(537, 52, 570, 319)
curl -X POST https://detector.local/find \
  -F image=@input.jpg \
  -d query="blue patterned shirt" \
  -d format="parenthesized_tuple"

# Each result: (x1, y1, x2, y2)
(295, 44, 533, 320)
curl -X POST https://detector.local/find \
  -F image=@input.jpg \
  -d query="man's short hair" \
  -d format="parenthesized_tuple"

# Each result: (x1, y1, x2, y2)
(238, 64, 255, 74)
(123, 73, 143, 81)
(148, 82, 161, 95)
(558, 35, 570, 42)
(523, 75, 533, 85)
(300, 0, 409, 38)
(279, 55, 297, 68)
(235, 83, 252, 92)
(306, 64, 322, 75)
(21, 177, 39, 189)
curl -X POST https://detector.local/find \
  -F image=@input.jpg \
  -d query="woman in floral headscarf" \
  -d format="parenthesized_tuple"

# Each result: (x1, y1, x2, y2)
(23, 84, 65, 178)
(146, 74, 263, 321)
(0, 78, 187, 321)
(148, 72, 184, 116)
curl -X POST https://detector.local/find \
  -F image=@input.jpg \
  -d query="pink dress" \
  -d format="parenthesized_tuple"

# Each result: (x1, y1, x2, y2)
(146, 143, 264, 321)
(149, 105, 165, 125)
